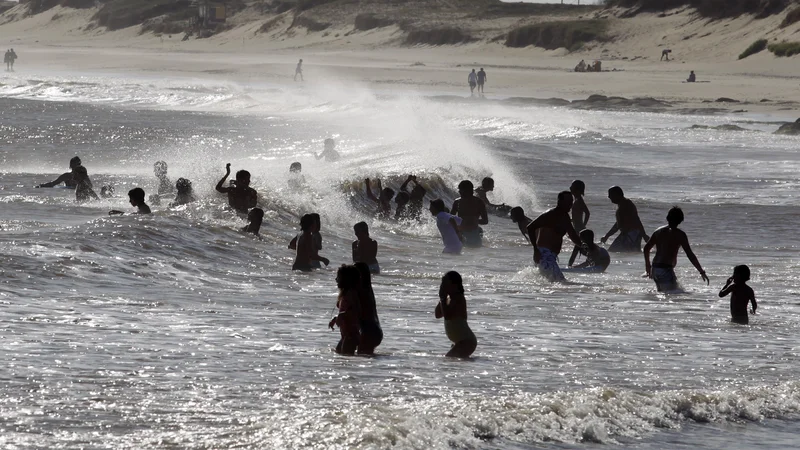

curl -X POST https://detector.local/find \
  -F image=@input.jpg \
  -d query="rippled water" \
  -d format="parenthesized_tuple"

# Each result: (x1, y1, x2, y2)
(1, 72, 799, 449)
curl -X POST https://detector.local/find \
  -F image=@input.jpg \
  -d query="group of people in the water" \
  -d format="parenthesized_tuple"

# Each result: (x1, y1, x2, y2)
(33, 141, 758, 358)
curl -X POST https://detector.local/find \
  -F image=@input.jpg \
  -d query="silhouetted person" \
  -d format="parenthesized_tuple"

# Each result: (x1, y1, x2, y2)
(687, 71, 696, 82)
(526, 191, 583, 282)
(451, 180, 488, 248)
(215, 163, 264, 235)
(477, 67, 487, 94)
(468, 69, 477, 96)
(314, 138, 340, 162)
(170, 178, 196, 207)
(510, 206, 531, 243)
(109, 188, 151, 215)
(73, 166, 99, 203)
(661, 49, 671, 61)
(719, 265, 757, 325)
(328, 264, 361, 355)
(643, 206, 708, 292)
(435, 271, 477, 358)
(398, 174, 427, 220)
(600, 186, 649, 252)
(354, 262, 382, 355)
(294, 58, 303, 81)
(35, 156, 82, 189)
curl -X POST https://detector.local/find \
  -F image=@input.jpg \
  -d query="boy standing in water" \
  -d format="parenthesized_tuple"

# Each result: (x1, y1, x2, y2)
(719, 265, 757, 324)
(601, 186, 649, 252)
(451, 180, 488, 248)
(510, 206, 531, 243)
(215, 163, 264, 235)
(643, 206, 709, 292)
(109, 188, 151, 215)
(430, 199, 464, 254)
(36, 156, 83, 189)
(352, 222, 380, 274)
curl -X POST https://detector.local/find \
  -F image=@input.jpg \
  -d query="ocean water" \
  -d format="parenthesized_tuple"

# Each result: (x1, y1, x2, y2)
(1, 72, 799, 449)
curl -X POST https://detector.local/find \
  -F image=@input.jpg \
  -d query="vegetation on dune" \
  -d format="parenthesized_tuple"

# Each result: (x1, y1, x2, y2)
(505, 20, 609, 52)
(768, 40, 800, 56)
(290, 14, 330, 31)
(353, 13, 394, 31)
(92, 0, 190, 31)
(738, 39, 768, 59)
(404, 27, 474, 46)
(780, 5, 800, 27)
(603, 0, 789, 19)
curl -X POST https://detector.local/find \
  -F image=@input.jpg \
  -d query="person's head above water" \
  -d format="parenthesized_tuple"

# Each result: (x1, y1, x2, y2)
(440, 271, 464, 297)
(128, 187, 146, 206)
(300, 214, 314, 232)
(607, 186, 624, 204)
(336, 264, 360, 292)
(289, 162, 302, 173)
(481, 177, 494, 191)
(154, 161, 168, 177)
(429, 199, 447, 215)
(557, 191, 574, 211)
(380, 187, 395, 201)
(324, 138, 335, 151)
(235, 170, 251, 187)
(733, 264, 750, 283)
(176, 177, 192, 194)
(510, 206, 526, 223)
(458, 180, 474, 196)
(570, 180, 586, 196)
(666, 206, 684, 228)
(579, 229, 595, 245)
(395, 191, 410, 206)
(353, 221, 369, 238)
(69, 156, 82, 170)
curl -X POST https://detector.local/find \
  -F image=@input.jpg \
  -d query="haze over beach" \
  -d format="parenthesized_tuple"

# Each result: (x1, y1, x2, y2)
(1, 1, 800, 449)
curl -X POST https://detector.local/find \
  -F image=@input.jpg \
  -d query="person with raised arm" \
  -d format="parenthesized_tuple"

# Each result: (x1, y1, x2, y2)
(365, 177, 394, 219)
(215, 163, 264, 235)
(314, 138, 340, 162)
(719, 265, 757, 324)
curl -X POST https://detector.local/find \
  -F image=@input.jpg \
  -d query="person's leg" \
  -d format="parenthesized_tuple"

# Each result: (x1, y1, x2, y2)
(446, 339, 476, 358)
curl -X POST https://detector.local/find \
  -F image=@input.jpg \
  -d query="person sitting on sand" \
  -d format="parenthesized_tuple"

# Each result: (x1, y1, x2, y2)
(510, 206, 531, 243)
(451, 180, 488, 248)
(475, 177, 509, 214)
(567, 229, 610, 273)
(600, 186, 649, 253)
(292, 214, 330, 271)
(328, 264, 361, 355)
(352, 221, 379, 274)
(526, 191, 583, 282)
(719, 265, 757, 325)
(170, 177, 196, 207)
(575, 60, 587, 73)
(435, 271, 477, 358)
(365, 178, 394, 219)
(73, 166, 99, 203)
(109, 188, 151, 215)
(215, 163, 264, 235)
(398, 174, 427, 220)
(36, 156, 83, 189)
(468, 69, 478, 96)
(643, 206, 709, 292)
(314, 138, 340, 162)
(687, 71, 696, 83)
(354, 262, 382, 355)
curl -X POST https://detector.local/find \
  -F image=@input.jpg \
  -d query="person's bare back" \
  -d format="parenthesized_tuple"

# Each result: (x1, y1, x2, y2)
(650, 226, 687, 267)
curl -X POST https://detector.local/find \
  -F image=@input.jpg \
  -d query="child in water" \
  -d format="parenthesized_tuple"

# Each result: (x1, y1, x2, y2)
(567, 229, 610, 272)
(73, 166, 99, 203)
(291, 214, 329, 271)
(109, 188, 151, 215)
(352, 221, 379, 274)
(435, 271, 477, 358)
(719, 265, 757, 324)
(328, 265, 361, 355)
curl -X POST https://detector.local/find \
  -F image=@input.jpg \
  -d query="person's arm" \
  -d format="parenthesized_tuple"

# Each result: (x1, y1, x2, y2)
(289, 236, 298, 250)
(601, 222, 619, 244)
(566, 221, 582, 247)
(477, 201, 489, 225)
(569, 245, 583, 268)
(631, 203, 649, 241)
(449, 217, 464, 243)
(526, 214, 546, 262)
(450, 199, 460, 216)
(642, 232, 657, 278)
(215, 163, 231, 193)
(581, 203, 591, 228)
(749, 288, 757, 314)
(681, 234, 709, 285)
(518, 222, 531, 243)
(435, 300, 444, 319)
(719, 277, 734, 297)
(310, 253, 330, 266)
(247, 189, 258, 209)
(36, 172, 72, 188)
(400, 175, 415, 193)
(365, 178, 379, 203)
(89, 189, 100, 201)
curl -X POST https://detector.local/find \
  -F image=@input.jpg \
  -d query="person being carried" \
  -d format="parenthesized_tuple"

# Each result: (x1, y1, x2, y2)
(475, 177, 510, 215)
(109, 188, 151, 215)
(477, 68, 487, 94)
(468, 69, 478, 96)
(398, 174, 427, 220)
(451, 180, 488, 248)
(314, 138, 340, 162)
(435, 271, 477, 358)
(292, 214, 330, 271)
(354, 262, 383, 355)
(567, 180, 590, 266)
(365, 177, 394, 219)
(719, 265, 757, 325)
(170, 178, 196, 207)
(510, 206, 532, 243)
(566, 229, 610, 273)
(294, 58, 304, 82)
(36, 156, 83, 189)
(352, 221, 380, 274)
(328, 265, 361, 355)
(600, 186, 649, 252)
(643, 206, 709, 292)
(430, 199, 464, 254)
(687, 70, 696, 83)
(215, 163, 264, 235)
(526, 191, 583, 282)
(73, 166, 99, 203)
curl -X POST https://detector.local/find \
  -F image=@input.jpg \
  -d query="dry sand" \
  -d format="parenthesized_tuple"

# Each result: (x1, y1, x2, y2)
(1, 3, 799, 117)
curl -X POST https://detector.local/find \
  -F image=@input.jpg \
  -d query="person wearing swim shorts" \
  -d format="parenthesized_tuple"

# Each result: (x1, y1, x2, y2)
(352, 221, 380, 274)
(451, 180, 488, 248)
(643, 206, 709, 292)
(435, 271, 476, 358)
(526, 191, 583, 282)
(601, 186, 649, 253)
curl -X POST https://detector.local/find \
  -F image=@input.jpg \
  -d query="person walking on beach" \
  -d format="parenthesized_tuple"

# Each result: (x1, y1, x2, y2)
(600, 186, 649, 253)
(660, 49, 671, 61)
(643, 206, 708, 292)
(468, 69, 478, 96)
(451, 180, 488, 248)
(719, 265, 757, 325)
(526, 191, 583, 282)
(294, 59, 303, 81)
(477, 68, 487, 94)
(435, 271, 477, 358)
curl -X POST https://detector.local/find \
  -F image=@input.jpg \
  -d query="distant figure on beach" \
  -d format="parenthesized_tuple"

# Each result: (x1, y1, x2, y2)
(5, 48, 16, 71)
(314, 138, 340, 162)
(643, 206, 709, 292)
(430, 199, 464, 254)
(35, 156, 82, 189)
(398, 174, 427, 220)
(170, 177, 196, 207)
(719, 265, 757, 324)
(477, 68, 487, 94)
(294, 59, 303, 81)
(687, 71, 696, 82)
(526, 191, 583, 282)
(451, 180, 488, 248)
(475, 177, 510, 215)
(354, 262, 382, 355)
(575, 59, 587, 73)
(468, 69, 478, 96)
(510, 206, 531, 243)
(73, 166, 99, 203)
(292, 214, 330, 271)
(352, 222, 379, 273)
(567, 229, 610, 273)
(600, 186, 649, 253)
(328, 264, 361, 355)
(215, 163, 264, 235)
(365, 178, 394, 219)
(435, 271, 477, 358)
(567, 180, 590, 267)
(288, 162, 306, 190)
(661, 49, 672, 61)
(109, 188, 151, 215)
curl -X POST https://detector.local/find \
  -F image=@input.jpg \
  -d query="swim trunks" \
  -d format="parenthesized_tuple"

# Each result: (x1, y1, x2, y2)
(462, 228, 483, 248)
(537, 247, 565, 282)
(609, 230, 642, 253)
(652, 263, 678, 292)
(444, 319, 476, 346)
(731, 315, 749, 325)
(368, 263, 380, 274)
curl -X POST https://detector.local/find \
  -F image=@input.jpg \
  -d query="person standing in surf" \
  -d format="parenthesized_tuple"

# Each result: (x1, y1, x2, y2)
(365, 178, 394, 219)
(477, 68, 487, 95)
(643, 206, 709, 292)
(314, 138, 340, 162)
(35, 156, 83, 189)
(215, 163, 264, 235)
(567, 180, 590, 267)
(435, 271, 477, 358)
(294, 59, 303, 81)
(430, 199, 464, 254)
(475, 177, 509, 215)
(354, 262, 382, 355)
(719, 265, 757, 324)
(451, 180, 488, 248)
(329, 264, 361, 355)
(73, 166, 99, 203)
(352, 221, 379, 274)
(526, 191, 583, 282)
(600, 186, 649, 252)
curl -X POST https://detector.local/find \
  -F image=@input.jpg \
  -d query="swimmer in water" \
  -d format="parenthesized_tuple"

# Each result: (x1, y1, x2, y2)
(601, 186, 649, 253)
(215, 163, 264, 235)
(435, 271, 477, 358)
(354, 262, 382, 355)
(36, 156, 82, 189)
(451, 180, 488, 248)
(314, 138, 340, 162)
(352, 221, 379, 274)
(328, 264, 361, 355)
(169, 178, 196, 207)
(643, 206, 708, 292)
(526, 191, 583, 282)
(510, 206, 532, 243)
(109, 188, 151, 215)
(291, 214, 330, 271)
(567, 229, 610, 272)
(365, 178, 394, 219)
(430, 199, 464, 255)
(73, 166, 99, 203)
(719, 265, 757, 324)
(398, 174, 427, 220)
(150, 161, 174, 206)
(288, 162, 306, 190)
(475, 177, 509, 213)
